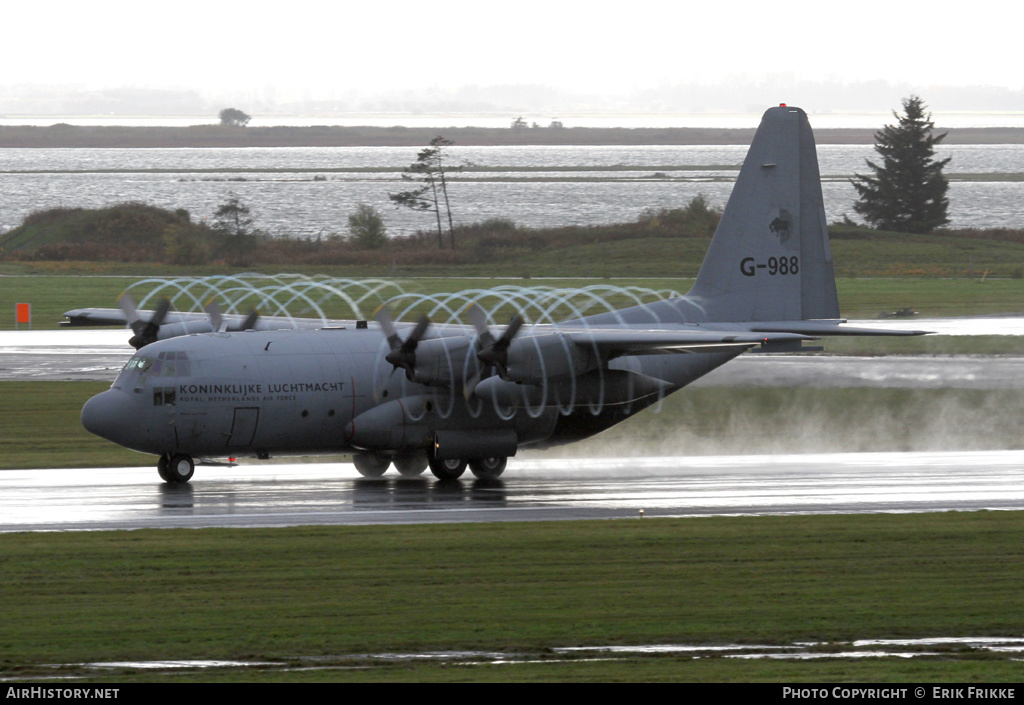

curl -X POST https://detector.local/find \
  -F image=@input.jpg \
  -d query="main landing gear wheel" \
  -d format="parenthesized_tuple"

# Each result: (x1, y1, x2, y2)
(160, 453, 194, 483)
(157, 454, 171, 482)
(469, 456, 507, 480)
(353, 453, 390, 478)
(428, 457, 467, 481)
(394, 454, 429, 477)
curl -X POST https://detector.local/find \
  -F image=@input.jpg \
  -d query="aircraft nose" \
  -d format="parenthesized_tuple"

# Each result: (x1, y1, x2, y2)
(81, 389, 135, 444)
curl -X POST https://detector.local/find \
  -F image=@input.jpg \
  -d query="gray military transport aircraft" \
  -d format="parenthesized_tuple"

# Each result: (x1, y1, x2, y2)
(72, 105, 925, 483)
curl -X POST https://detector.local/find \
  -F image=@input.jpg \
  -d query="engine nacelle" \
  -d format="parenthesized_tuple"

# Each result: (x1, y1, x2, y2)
(349, 395, 432, 451)
(157, 320, 217, 340)
(408, 337, 474, 387)
(502, 334, 598, 385)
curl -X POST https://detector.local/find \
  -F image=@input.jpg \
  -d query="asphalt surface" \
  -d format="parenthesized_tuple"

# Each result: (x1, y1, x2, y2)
(3, 451, 1024, 532)
(3, 320, 1023, 532)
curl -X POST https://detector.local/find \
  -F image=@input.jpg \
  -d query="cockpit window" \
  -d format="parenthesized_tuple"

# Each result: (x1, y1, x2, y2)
(151, 350, 191, 378)
(117, 350, 191, 383)
(123, 356, 153, 374)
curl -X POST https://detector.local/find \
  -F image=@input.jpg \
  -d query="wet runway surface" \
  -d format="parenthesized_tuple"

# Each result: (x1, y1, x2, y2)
(4, 451, 1024, 532)
(4, 322, 1024, 532)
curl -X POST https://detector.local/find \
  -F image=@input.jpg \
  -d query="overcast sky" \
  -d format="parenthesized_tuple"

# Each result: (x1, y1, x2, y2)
(4, 1, 1022, 103)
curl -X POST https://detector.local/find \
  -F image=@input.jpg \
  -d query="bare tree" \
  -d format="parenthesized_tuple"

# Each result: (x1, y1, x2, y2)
(389, 136, 461, 249)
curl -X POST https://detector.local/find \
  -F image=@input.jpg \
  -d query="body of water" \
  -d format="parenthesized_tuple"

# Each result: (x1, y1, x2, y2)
(3, 112, 1024, 129)
(2, 143, 1023, 235)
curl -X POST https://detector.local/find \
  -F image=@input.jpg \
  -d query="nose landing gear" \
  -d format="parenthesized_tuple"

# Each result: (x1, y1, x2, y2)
(157, 453, 194, 483)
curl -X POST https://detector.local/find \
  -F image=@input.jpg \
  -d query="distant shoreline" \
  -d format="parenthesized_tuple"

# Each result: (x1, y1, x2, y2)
(3, 125, 1023, 148)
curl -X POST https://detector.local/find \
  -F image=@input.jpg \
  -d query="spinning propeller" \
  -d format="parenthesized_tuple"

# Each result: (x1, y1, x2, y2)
(374, 307, 431, 380)
(461, 305, 525, 397)
(469, 305, 524, 379)
(204, 300, 260, 333)
(118, 295, 171, 350)
(118, 295, 260, 350)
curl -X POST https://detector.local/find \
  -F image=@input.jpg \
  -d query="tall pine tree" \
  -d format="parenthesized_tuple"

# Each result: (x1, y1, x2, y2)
(852, 96, 951, 233)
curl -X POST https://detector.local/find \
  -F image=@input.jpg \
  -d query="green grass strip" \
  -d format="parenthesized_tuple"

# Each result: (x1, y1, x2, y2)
(2, 512, 1024, 681)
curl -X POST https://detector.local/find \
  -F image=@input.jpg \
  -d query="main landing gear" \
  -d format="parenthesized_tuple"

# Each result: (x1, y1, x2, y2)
(157, 453, 194, 483)
(354, 453, 508, 481)
(468, 456, 507, 481)
(353, 452, 431, 478)
(428, 456, 507, 481)
(352, 453, 391, 478)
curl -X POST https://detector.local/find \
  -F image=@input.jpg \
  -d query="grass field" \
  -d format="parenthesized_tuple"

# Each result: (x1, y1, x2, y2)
(3, 272, 1024, 332)
(2, 512, 1024, 681)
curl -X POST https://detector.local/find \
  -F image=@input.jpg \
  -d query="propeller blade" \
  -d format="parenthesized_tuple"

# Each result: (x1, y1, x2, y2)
(375, 308, 431, 378)
(467, 304, 495, 348)
(374, 307, 401, 350)
(204, 300, 226, 332)
(117, 295, 143, 334)
(476, 314, 524, 378)
(402, 314, 430, 353)
(122, 296, 170, 350)
(150, 297, 171, 328)
(498, 316, 524, 347)
(239, 309, 259, 331)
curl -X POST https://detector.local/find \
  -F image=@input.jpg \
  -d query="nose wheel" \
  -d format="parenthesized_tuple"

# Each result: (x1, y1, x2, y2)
(158, 453, 194, 483)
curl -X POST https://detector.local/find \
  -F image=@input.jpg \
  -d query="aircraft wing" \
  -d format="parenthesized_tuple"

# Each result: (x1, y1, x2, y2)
(558, 328, 814, 356)
(62, 307, 327, 330)
(62, 307, 150, 327)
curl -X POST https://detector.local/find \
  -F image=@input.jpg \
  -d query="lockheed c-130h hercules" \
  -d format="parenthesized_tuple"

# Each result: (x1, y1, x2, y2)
(73, 106, 925, 483)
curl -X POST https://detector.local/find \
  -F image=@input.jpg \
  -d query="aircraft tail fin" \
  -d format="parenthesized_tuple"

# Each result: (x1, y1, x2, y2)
(686, 105, 840, 322)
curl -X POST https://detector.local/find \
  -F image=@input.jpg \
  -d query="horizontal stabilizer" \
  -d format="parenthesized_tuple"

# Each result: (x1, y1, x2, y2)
(748, 321, 931, 337)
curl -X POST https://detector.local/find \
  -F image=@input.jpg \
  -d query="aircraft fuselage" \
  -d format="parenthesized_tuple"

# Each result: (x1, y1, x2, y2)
(82, 325, 736, 462)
